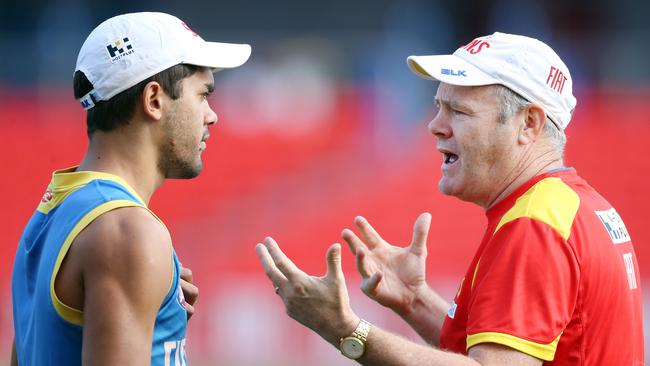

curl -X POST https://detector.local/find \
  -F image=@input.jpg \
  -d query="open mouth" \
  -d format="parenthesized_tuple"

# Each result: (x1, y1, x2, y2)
(443, 152, 459, 165)
(199, 133, 210, 151)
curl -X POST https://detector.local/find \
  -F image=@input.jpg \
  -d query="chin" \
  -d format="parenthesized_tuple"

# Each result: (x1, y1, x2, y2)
(185, 163, 203, 179)
(166, 161, 203, 179)
(438, 178, 470, 202)
(438, 177, 455, 196)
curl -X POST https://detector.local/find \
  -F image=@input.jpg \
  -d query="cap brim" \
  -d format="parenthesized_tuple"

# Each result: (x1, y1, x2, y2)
(407, 55, 497, 86)
(185, 42, 252, 70)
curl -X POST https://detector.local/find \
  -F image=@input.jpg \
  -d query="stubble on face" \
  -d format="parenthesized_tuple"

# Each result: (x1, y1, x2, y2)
(158, 99, 204, 180)
(435, 84, 518, 207)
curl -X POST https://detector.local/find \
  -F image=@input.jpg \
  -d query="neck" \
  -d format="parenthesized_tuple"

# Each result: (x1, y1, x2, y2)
(484, 149, 563, 210)
(78, 128, 163, 205)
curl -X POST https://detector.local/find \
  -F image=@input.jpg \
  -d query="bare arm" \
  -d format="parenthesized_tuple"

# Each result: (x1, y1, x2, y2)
(397, 285, 449, 346)
(74, 207, 173, 366)
(360, 326, 541, 366)
(11, 338, 17, 366)
(256, 237, 543, 366)
(342, 213, 448, 345)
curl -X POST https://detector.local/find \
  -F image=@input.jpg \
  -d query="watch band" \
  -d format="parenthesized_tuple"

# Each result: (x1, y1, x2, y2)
(350, 319, 371, 342)
(339, 319, 372, 359)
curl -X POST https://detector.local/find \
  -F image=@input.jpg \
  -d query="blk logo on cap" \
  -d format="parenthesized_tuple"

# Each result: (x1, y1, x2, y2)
(106, 37, 135, 63)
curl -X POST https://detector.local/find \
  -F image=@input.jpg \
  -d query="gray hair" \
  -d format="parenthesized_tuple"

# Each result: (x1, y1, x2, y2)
(491, 85, 567, 158)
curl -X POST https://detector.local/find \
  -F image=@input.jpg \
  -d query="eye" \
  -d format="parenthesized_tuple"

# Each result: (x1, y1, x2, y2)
(451, 108, 466, 116)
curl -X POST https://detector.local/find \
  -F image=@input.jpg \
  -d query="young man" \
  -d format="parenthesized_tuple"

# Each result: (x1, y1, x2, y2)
(11, 12, 250, 365)
(256, 33, 644, 365)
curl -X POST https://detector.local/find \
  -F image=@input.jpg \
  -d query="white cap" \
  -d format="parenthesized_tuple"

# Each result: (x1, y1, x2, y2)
(75, 12, 252, 110)
(407, 32, 576, 129)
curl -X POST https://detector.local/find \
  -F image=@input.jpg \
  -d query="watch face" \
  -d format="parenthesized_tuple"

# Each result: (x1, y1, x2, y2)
(341, 337, 365, 359)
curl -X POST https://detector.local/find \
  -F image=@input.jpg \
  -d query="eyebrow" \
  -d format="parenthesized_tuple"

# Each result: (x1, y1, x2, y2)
(205, 83, 215, 93)
(434, 97, 473, 112)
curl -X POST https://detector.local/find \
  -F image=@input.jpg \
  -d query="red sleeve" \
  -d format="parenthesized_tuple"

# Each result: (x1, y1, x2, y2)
(466, 217, 580, 361)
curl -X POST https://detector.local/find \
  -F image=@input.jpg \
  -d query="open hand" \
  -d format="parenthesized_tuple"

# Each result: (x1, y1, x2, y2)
(256, 237, 359, 345)
(342, 213, 431, 315)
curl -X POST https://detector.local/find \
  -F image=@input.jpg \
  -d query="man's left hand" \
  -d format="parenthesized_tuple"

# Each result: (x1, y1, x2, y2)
(180, 266, 199, 320)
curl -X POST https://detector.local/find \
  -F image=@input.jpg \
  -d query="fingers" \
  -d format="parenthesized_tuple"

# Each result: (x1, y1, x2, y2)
(342, 229, 374, 278)
(341, 228, 367, 256)
(355, 250, 372, 278)
(325, 243, 344, 281)
(256, 242, 289, 289)
(354, 216, 384, 249)
(410, 212, 432, 257)
(180, 274, 199, 320)
(180, 277, 199, 305)
(180, 266, 194, 284)
(262, 237, 305, 282)
(184, 302, 195, 320)
(360, 272, 383, 297)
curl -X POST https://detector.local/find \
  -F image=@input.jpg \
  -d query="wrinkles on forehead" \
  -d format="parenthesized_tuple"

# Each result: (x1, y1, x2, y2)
(434, 83, 500, 116)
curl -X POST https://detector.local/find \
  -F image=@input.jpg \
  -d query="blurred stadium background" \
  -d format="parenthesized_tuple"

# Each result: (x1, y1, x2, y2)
(1, 0, 649, 364)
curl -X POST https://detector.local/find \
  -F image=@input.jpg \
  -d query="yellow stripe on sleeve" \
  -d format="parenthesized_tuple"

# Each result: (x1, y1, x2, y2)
(470, 258, 481, 290)
(494, 178, 579, 240)
(50, 200, 143, 326)
(467, 332, 562, 361)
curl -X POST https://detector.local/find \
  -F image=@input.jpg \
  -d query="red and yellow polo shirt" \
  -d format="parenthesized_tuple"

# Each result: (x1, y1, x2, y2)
(440, 168, 644, 365)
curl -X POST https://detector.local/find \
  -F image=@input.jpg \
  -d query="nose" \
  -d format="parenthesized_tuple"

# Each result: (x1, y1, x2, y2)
(205, 103, 218, 126)
(427, 110, 451, 139)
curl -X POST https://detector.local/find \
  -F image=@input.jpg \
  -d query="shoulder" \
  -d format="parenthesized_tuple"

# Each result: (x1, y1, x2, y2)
(74, 206, 173, 295)
(496, 177, 580, 240)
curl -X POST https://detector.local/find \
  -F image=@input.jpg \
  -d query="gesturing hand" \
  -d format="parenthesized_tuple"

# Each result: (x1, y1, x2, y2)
(342, 213, 432, 316)
(256, 237, 359, 346)
(180, 266, 199, 320)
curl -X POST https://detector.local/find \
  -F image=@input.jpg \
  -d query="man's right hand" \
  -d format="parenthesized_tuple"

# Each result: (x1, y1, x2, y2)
(341, 213, 432, 316)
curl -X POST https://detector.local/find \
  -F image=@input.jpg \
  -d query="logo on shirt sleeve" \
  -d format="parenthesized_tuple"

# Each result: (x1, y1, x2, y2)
(622, 252, 638, 290)
(595, 208, 631, 244)
(448, 302, 458, 319)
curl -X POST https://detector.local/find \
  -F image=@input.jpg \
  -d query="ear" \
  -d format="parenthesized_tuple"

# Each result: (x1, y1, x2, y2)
(141, 81, 165, 121)
(518, 103, 547, 145)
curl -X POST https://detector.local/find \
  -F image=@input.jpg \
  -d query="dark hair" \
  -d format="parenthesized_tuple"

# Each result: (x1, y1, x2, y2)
(73, 64, 200, 137)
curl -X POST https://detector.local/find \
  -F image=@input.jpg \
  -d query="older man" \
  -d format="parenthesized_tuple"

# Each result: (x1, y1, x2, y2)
(257, 32, 644, 365)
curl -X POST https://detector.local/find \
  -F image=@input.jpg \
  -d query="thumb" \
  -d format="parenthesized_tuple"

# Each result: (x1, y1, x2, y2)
(361, 271, 383, 297)
(326, 243, 344, 280)
(410, 212, 431, 257)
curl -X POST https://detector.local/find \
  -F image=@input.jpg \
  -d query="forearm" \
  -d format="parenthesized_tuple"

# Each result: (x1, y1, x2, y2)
(359, 325, 480, 366)
(397, 285, 450, 346)
(11, 338, 18, 366)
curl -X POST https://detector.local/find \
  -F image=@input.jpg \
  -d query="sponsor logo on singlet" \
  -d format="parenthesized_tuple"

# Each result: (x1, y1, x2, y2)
(164, 338, 187, 366)
(41, 189, 53, 203)
(595, 208, 631, 244)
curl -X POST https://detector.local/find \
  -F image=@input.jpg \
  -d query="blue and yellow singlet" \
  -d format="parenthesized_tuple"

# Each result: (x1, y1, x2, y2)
(12, 167, 188, 366)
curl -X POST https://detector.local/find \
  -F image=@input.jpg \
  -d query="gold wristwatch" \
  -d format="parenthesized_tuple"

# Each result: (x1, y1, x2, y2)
(339, 319, 372, 359)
